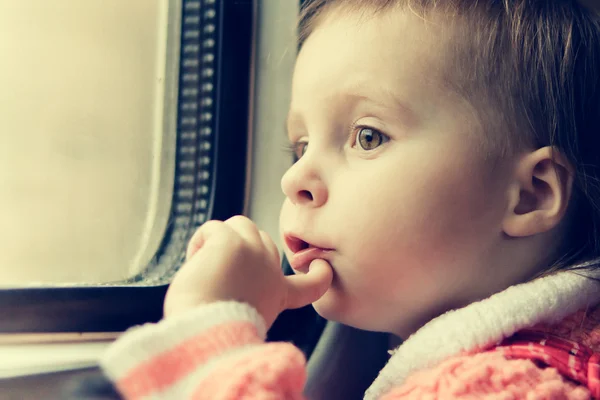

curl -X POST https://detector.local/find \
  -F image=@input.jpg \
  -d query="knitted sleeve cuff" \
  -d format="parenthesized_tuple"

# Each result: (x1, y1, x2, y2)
(100, 301, 266, 383)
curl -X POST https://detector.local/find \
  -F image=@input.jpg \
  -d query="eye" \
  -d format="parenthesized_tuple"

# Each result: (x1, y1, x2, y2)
(355, 127, 386, 151)
(289, 141, 308, 161)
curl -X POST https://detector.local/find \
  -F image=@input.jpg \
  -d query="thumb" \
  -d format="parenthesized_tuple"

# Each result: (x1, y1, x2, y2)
(285, 259, 333, 309)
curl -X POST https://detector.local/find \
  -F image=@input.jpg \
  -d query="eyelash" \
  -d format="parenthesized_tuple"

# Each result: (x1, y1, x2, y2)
(283, 142, 307, 162)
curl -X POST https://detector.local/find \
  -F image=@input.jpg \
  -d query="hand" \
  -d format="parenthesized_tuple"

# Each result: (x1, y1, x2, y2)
(163, 216, 333, 328)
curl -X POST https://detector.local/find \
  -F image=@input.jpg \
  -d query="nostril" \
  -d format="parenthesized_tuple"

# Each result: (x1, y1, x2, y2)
(299, 190, 313, 202)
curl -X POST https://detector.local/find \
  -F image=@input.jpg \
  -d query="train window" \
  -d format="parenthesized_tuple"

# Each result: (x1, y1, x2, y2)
(0, 0, 253, 333)
(1, 0, 175, 286)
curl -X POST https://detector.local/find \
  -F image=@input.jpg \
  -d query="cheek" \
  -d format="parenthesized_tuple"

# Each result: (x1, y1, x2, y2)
(332, 154, 504, 279)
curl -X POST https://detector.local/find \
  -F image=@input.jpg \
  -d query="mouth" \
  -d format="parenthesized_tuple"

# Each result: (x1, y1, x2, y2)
(284, 234, 333, 273)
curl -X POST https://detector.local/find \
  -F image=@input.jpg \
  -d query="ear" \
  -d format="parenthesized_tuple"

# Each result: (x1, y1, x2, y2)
(503, 146, 574, 238)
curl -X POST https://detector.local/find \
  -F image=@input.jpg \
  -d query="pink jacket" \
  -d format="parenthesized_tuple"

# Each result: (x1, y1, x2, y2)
(101, 271, 600, 399)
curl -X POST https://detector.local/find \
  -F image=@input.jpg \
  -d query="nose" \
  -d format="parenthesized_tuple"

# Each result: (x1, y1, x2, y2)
(281, 158, 328, 207)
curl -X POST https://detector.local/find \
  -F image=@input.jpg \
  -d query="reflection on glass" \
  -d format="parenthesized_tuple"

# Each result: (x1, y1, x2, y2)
(0, 0, 173, 285)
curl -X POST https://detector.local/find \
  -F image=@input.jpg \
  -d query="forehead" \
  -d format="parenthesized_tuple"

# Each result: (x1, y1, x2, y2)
(291, 8, 451, 112)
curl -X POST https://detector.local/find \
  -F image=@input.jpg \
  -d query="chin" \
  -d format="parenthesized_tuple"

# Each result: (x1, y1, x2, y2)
(312, 286, 348, 320)
(312, 289, 409, 335)
(311, 289, 381, 332)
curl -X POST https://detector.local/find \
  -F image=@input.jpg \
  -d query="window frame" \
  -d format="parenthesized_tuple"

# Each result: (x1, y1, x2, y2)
(0, 0, 254, 334)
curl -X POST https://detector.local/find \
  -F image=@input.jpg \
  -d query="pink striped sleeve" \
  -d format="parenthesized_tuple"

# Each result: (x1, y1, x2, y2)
(380, 351, 592, 400)
(100, 301, 308, 400)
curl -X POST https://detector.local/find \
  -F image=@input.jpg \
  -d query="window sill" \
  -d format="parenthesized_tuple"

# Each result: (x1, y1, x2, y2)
(0, 340, 114, 379)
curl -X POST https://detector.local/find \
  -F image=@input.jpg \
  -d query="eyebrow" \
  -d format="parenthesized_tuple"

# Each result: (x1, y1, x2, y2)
(347, 87, 418, 126)
(284, 112, 302, 139)
(285, 86, 418, 137)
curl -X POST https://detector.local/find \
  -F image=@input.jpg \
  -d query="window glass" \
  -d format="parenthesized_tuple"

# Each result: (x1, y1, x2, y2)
(0, 0, 174, 285)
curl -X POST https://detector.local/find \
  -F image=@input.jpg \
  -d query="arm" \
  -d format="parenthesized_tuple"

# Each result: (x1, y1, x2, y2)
(101, 216, 332, 399)
(101, 301, 307, 400)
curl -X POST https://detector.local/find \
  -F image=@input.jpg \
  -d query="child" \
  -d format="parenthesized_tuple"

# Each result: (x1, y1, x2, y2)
(101, 0, 600, 398)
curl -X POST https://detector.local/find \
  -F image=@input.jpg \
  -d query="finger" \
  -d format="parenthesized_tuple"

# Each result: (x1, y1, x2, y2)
(259, 230, 281, 266)
(285, 259, 333, 309)
(185, 220, 229, 261)
(224, 215, 262, 244)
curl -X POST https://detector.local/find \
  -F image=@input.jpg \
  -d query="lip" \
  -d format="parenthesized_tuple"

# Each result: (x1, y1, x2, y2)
(284, 233, 333, 273)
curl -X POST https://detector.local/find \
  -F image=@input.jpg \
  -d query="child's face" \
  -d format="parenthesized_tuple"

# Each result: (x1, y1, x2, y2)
(279, 9, 514, 336)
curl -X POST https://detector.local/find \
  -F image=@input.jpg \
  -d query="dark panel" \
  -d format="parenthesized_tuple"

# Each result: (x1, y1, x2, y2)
(210, 0, 253, 221)
(0, 286, 167, 333)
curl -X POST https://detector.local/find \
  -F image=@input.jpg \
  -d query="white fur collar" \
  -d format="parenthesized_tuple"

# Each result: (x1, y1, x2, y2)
(364, 270, 600, 400)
